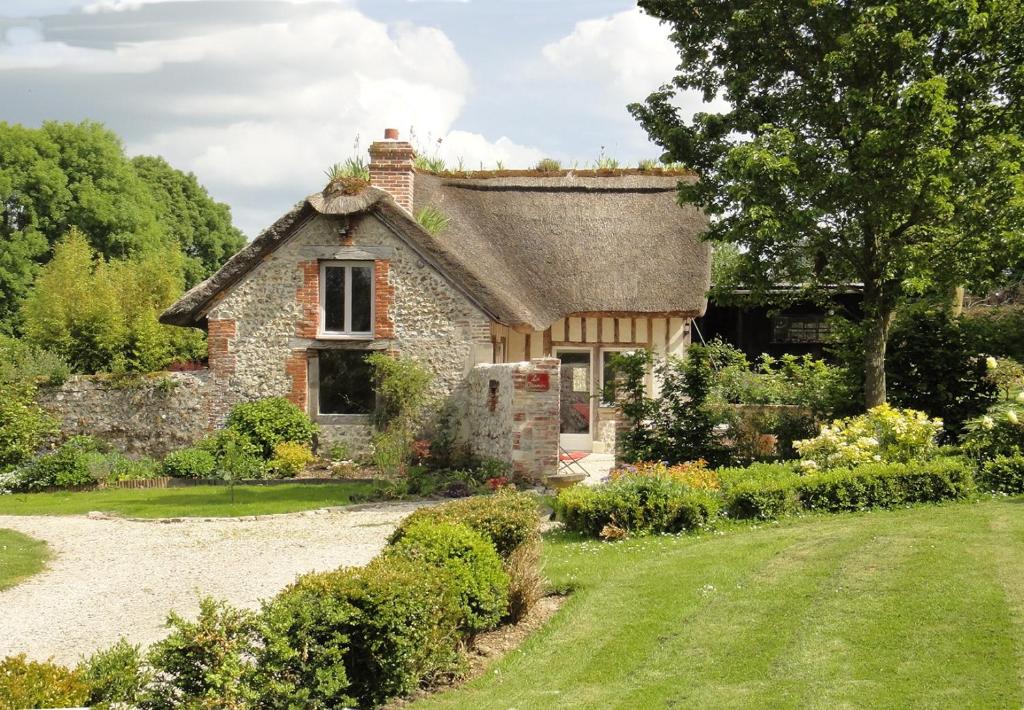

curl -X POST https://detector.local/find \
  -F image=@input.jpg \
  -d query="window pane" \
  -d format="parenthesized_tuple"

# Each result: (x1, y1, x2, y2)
(351, 265, 373, 333)
(323, 267, 346, 332)
(318, 350, 375, 414)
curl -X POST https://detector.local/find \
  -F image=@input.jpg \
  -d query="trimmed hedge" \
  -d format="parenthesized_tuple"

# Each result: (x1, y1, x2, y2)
(978, 455, 1024, 496)
(0, 654, 90, 709)
(257, 556, 463, 709)
(556, 475, 720, 538)
(723, 457, 974, 520)
(389, 490, 540, 559)
(225, 397, 318, 458)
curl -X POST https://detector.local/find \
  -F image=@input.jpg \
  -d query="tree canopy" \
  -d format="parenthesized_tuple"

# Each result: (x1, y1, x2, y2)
(0, 121, 244, 329)
(631, 0, 1024, 406)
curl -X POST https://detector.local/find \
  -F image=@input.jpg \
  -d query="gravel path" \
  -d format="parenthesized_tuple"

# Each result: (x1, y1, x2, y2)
(0, 502, 427, 665)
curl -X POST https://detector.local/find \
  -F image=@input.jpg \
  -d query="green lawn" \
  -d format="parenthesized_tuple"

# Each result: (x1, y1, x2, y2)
(0, 481, 382, 518)
(416, 498, 1024, 709)
(0, 529, 49, 590)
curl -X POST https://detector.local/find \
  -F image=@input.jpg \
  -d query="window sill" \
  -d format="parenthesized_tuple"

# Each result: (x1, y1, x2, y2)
(317, 332, 375, 341)
(315, 413, 372, 425)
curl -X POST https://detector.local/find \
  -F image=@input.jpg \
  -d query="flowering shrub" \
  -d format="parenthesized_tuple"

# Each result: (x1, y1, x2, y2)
(610, 460, 720, 491)
(794, 404, 942, 470)
(963, 403, 1024, 460)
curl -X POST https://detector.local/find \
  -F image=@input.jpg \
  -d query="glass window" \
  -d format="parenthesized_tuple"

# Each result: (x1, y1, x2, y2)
(318, 350, 375, 415)
(771, 315, 830, 344)
(600, 350, 633, 405)
(320, 262, 374, 336)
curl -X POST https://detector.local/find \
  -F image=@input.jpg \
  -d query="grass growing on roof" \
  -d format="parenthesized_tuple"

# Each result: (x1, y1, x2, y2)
(412, 498, 1024, 708)
(0, 529, 49, 590)
(415, 206, 451, 236)
(0, 481, 381, 519)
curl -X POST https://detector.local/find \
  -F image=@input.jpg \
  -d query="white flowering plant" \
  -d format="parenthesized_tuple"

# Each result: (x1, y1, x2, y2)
(794, 404, 943, 470)
(963, 403, 1024, 460)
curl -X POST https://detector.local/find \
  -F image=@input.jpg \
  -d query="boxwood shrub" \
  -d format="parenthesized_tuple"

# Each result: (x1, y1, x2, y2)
(978, 455, 1024, 495)
(555, 475, 720, 538)
(225, 397, 319, 458)
(389, 490, 540, 559)
(384, 520, 509, 633)
(0, 654, 90, 709)
(161, 448, 217, 479)
(724, 456, 974, 520)
(257, 556, 463, 709)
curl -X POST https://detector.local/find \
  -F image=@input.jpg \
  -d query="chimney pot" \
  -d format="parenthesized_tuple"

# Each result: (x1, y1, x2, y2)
(384, 128, 399, 140)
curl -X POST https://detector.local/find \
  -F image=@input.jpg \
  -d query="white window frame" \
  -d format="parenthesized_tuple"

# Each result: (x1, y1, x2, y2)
(318, 261, 374, 340)
(599, 347, 635, 406)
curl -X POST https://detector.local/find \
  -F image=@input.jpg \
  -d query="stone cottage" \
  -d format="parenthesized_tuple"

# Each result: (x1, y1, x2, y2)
(160, 129, 711, 476)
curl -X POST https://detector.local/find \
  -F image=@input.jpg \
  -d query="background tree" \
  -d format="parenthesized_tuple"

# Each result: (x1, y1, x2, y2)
(0, 121, 244, 329)
(631, 0, 1024, 406)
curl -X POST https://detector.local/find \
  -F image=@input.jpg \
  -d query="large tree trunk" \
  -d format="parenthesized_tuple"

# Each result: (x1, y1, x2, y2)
(862, 312, 892, 408)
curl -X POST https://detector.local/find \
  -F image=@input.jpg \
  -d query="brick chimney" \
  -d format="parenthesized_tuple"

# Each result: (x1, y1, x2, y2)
(368, 128, 416, 214)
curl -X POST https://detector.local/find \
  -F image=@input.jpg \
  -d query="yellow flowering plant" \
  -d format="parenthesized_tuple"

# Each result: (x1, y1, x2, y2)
(794, 404, 942, 471)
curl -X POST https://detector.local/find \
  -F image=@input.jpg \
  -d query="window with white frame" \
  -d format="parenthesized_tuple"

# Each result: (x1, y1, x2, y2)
(600, 348, 634, 405)
(320, 261, 374, 338)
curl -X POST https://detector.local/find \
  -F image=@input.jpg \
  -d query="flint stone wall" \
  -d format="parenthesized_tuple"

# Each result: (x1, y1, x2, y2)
(36, 372, 211, 458)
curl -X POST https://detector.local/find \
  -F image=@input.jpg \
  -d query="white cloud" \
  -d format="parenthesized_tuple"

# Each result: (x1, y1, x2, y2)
(0, 5, 546, 235)
(434, 130, 545, 170)
(541, 7, 728, 122)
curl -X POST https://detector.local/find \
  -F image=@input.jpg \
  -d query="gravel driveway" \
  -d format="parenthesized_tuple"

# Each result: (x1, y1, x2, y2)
(0, 502, 427, 665)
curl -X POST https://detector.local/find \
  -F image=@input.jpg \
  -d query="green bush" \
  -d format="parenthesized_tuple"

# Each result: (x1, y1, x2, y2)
(796, 458, 974, 512)
(226, 397, 318, 458)
(723, 478, 802, 520)
(556, 475, 720, 538)
(963, 306, 1024, 362)
(0, 335, 70, 386)
(268, 441, 315, 478)
(9, 435, 107, 492)
(161, 447, 217, 479)
(389, 490, 540, 559)
(90, 452, 161, 483)
(196, 428, 267, 479)
(978, 455, 1024, 495)
(0, 654, 90, 709)
(723, 457, 974, 520)
(146, 597, 259, 709)
(0, 382, 58, 473)
(79, 638, 151, 708)
(963, 404, 1024, 460)
(257, 556, 463, 709)
(385, 520, 509, 633)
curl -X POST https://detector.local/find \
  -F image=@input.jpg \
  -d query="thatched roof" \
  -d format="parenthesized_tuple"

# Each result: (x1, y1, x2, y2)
(160, 173, 710, 331)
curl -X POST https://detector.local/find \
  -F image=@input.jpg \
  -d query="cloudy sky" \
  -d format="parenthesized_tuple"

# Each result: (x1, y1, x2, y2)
(0, 0, 716, 236)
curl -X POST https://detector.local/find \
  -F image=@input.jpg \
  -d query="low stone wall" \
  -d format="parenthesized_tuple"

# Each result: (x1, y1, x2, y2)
(459, 358, 560, 482)
(36, 372, 213, 458)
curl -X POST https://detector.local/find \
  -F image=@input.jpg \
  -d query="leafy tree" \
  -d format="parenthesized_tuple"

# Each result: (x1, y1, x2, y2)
(20, 229, 204, 373)
(0, 120, 242, 328)
(132, 156, 245, 287)
(631, 0, 1024, 406)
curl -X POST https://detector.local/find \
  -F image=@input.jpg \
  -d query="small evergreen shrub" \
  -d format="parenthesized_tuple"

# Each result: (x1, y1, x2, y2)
(0, 654, 90, 709)
(225, 397, 318, 458)
(146, 598, 259, 709)
(257, 557, 463, 709)
(79, 638, 151, 708)
(389, 490, 540, 559)
(268, 441, 315, 478)
(723, 478, 801, 520)
(978, 455, 1024, 495)
(162, 447, 217, 479)
(556, 475, 720, 539)
(384, 521, 509, 633)
(9, 435, 107, 492)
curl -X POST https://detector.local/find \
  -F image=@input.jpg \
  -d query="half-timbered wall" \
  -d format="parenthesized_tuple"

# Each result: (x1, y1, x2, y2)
(490, 314, 692, 454)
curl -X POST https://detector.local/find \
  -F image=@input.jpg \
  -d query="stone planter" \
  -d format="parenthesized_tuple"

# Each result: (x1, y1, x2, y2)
(544, 472, 587, 490)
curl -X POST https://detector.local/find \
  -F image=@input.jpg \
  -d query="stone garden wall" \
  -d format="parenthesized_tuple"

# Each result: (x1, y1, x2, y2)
(459, 358, 560, 482)
(36, 371, 213, 458)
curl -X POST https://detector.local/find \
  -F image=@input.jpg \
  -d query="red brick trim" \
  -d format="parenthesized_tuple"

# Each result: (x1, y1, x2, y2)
(207, 319, 237, 377)
(285, 349, 309, 410)
(374, 259, 395, 339)
(296, 260, 319, 338)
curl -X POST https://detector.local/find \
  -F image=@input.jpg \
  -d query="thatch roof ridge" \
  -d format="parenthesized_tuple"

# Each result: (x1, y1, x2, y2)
(417, 167, 695, 180)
